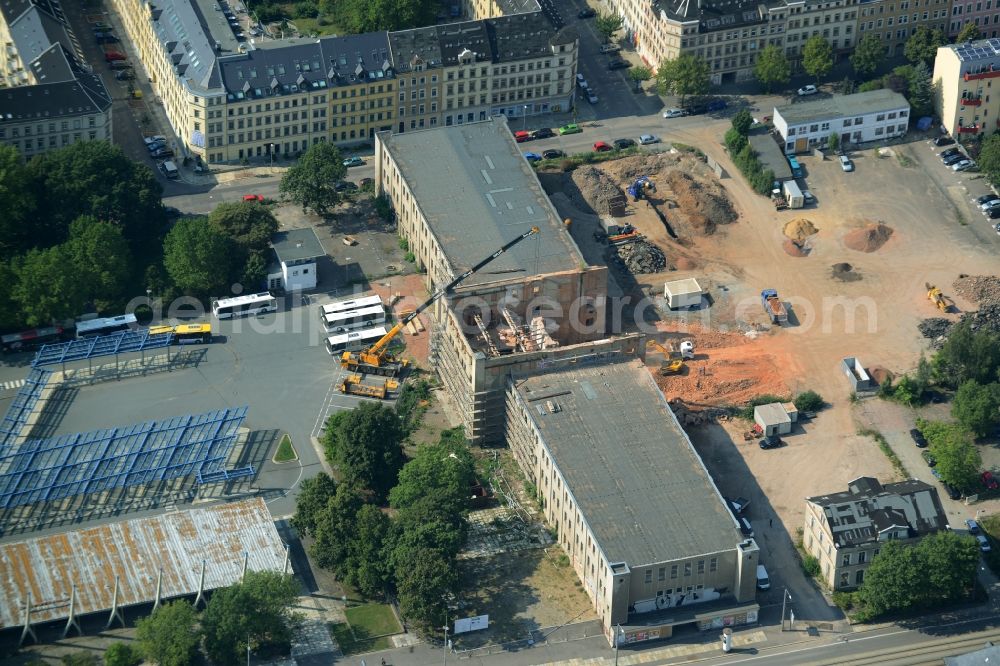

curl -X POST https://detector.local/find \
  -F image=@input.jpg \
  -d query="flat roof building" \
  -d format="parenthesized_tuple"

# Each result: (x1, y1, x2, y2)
(506, 359, 760, 645)
(933, 38, 1000, 140)
(747, 133, 792, 181)
(268, 228, 325, 292)
(773, 90, 910, 154)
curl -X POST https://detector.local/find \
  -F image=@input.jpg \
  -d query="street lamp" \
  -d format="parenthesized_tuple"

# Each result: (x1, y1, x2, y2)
(522, 104, 529, 130)
(781, 588, 792, 631)
(613, 624, 624, 665)
(442, 619, 449, 666)
(269, 143, 274, 168)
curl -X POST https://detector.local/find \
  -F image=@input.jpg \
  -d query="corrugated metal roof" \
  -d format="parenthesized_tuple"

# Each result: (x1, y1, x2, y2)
(0, 498, 285, 629)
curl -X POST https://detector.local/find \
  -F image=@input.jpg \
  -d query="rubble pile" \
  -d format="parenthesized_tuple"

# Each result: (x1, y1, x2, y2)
(962, 302, 1000, 334)
(953, 275, 1000, 306)
(570, 166, 624, 214)
(611, 240, 667, 274)
(918, 317, 953, 339)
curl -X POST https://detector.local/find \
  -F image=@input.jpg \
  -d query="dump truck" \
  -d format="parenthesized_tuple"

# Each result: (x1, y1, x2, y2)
(926, 283, 953, 312)
(647, 339, 694, 360)
(782, 180, 804, 209)
(761, 289, 788, 324)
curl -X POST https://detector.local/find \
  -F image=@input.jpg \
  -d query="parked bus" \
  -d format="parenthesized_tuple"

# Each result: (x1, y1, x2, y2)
(1, 326, 67, 353)
(212, 292, 278, 319)
(148, 323, 213, 344)
(325, 326, 388, 356)
(321, 304, 386, 334)
(75, 313, 138, 338)
(787, 155, 803, 178)
(318, 294, 383, 319)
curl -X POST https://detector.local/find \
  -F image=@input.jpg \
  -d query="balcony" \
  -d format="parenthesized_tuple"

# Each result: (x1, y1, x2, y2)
(958, 124, 981, 134)
(961, 97, 983, 106)
(964, 66, 1000, 81)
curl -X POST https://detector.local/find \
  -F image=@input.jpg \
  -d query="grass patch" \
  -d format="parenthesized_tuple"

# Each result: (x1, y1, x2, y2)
(896, 153, 914, 168)
(534, 146, 642, 172)
(858, 427, 909, 478)
(273, 434, 297, 463)
(329, 603, 401, 655)
(329, 622, 392, 655)
(288, 17, 341, 36)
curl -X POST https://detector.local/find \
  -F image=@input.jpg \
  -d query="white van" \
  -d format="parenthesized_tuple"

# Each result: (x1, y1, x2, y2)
(756, 564, 771, 590)
(162, 160, 179, 179)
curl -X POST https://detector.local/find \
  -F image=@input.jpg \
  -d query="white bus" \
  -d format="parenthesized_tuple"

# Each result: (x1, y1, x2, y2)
(321, 304, 386, 334)
(212, 292, 278, 319)
(325, 326, 387, 355)
(318, 294, 383, 319)
(75, 313, 138, 338)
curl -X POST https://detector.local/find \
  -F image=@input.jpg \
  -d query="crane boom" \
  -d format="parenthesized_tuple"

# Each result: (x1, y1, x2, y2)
(342, 226, 540, 373)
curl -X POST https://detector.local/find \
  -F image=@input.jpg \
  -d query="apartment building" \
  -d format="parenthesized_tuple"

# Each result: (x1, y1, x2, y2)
(506, 358, 760, 646)
(773, 89, 910, 152)
(949, 0, 1000, 37)
(0, 0, 112, 157)
(933, 37, 1000, 138)
(783, 0, 859, 63)
(857, 0, 950, 57)
(463, 0, 540, 22)
(804, 477, 947, 590)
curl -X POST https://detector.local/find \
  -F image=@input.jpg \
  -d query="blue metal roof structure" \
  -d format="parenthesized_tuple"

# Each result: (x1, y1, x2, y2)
(0, 407, 253, 511)
(31, 329, 173, 368)
(0, 369, 52, 448)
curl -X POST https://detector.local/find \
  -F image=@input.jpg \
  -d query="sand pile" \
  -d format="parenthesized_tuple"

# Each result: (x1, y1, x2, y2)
(844, 222, 893, 252)
(783, 239, 809, 257)
(831, 262, 862, 282)
(663, 171, 736, 235)
(783, 218, 818, 242)
(953, 275, 1000, 306)
(869, 367, 893, 386)
(675, 257, 697, 270)
(570, 166, 623, 214)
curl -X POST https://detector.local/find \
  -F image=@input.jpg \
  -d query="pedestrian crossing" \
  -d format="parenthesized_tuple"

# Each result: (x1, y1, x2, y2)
(0, 379, 25, 392)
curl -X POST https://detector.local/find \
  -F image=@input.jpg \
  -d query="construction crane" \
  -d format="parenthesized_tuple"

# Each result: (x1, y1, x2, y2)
(341, 226, 541, 375)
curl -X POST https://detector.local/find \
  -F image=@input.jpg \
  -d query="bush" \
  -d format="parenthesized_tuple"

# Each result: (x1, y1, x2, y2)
(293, 1, 319, 17)
(62, 654, 99, 666)
(397, 237, 409, 251)
(832, 590, 857, 611)
(374, 193, 393, 221)
(802, 554, 821, 578)
(793, 390, 824, 412)
(104, 643, 141, 666)
(404, 251, 416, 264)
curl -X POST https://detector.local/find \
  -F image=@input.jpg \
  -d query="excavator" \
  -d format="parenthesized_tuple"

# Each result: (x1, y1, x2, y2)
(340, 226, 541, 377)
(926, 283, 954, 312)
(645, 339, 694, 376)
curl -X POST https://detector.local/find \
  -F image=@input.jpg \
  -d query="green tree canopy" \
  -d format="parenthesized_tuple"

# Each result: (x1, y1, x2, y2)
(163, 217, 235, 296)
(201, 571, 301, 666)
(754, 44, 791, 92)
(802, 36, 833, 82)
(920, 419, 982, 491)
(904, 26, 947, 65)
(952, 380, 1000, 437)
(395, 545, 458, 632)
(932, 320, 1000, 388)
(103, 642, 142, 666)
(907, 60, 934, 118)
(389, 434, 476, 515)
(0, 144, 37, 259)
(628, 65, 652, 90)
(979, 133, 1000, 185)
(343, 503, 393, 597)
(65, 216, 133, 311)
(957, 22, 982, 43)
(731, 109, 753, 137)
(135, 600, 200, 666)
(391, 494, 467, 564)
(12, 245, 86, 326)
(279, 141, 347, 215)
(594, 13, 624, 43)
(851, 34, 885, 79)
(656, 54, 710, 106)
(793, 390, 824, 412)
(334, 0, 438, 33)
(855, 540, 924, 616)
(312, 483, 366, 571)
(209, 201, 279, 256)
(291, 472, 338, 538)
(322, 401, 404, 501)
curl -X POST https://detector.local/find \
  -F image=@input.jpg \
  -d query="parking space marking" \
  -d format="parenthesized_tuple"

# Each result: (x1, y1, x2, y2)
(0, 379, 25, 392)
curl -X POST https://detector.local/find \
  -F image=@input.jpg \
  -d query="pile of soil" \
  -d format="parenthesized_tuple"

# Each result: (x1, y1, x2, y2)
(569, 166, 623, 214)
(831, 262, 862, 282)
(782, 239, 809, 257)
(663, 171, 736, 235)
(844, 222, 893, 253)
(953, 275, 1000, 306)
(610, 240, 667, 274)
(783, 218, 818, 242)
(869, 367, 893, 386)
(675, 257, 697, 270)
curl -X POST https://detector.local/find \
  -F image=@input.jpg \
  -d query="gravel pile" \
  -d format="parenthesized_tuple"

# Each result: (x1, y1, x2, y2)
(953, 275, 1000, 306)
(610, 240, 667, 274)
(918, 317, 953, 339)
(962, 302, 1000, 334)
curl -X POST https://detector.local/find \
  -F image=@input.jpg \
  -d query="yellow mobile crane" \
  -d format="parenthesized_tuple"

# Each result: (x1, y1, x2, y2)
(341, 226, 540, 376)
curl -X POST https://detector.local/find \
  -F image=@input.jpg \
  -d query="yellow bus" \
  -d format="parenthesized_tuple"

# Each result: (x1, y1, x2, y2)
(148, 323, 213, 345)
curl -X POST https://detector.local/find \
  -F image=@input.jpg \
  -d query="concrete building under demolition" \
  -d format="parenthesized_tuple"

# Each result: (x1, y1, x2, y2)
(376, 116, 627, 444)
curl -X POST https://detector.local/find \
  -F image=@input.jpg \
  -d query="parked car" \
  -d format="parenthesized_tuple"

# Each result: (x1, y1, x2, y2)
(146, 141, 166, 152)
(143, 135, 166, 145)
(577, 78, 589, 90)
(593, 141, 613, 152)
(966, 518, 981, 534)
(797, 84, 818, 96)
(150, 148, 173, 158)
(952, 159, 974, 171)
(943, 483, 962, 500)
(96, 34, 119, 43)
(599, 43, 621, 54)
(662, 108, 687, 118)
(104, 51, 126, 62)
(608, 58, 630, 70)
(514, 130, 531, 143)
(802, 190, 816, 205)
(987, 208, 1000, 220)
(577, 7, 596, 17)
(638, 134, 660, 145)
(335, 181, 358, 192)
(839, 154, 854, 172)
(977, 193, 1000, 206)
(941, 147, 963, 158)
(523, 152, 542, 162)
(613, 138, 636, 150)
(977, 534, 992, 552)
(981, 199, 1000, 211)
(531, 127, 554, 139)
(242, 194, 264, 202)
(759, 435, 783, 449)
(943, 153, 966, 165)
(934, 136, 956, 146)
(114, 70, 133, 80)
(542, 149, 565, 160)
(558, 123, 582, 135)
(587, 91, 599, 104)
(922, 450, 937, 467)
(983, 471, 999, 490)
(909, 428, 927, 448)
(343, 156, 364, 167)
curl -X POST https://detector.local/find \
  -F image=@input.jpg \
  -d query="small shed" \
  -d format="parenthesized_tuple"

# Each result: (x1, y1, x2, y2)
(754, 402, 792, 436)
(841, 356, 875, 391)
(663, 278, 703, 309)
(268, 228, 325, 292)
(782, 402, 799, 423)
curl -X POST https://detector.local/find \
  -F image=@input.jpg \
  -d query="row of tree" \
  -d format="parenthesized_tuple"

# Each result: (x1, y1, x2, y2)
(723, 110, 776, 195)
(293, 403, 475, 633)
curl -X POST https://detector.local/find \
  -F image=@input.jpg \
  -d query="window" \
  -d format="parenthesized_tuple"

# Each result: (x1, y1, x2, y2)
(858, 551, 867, 564)
(658, 567, 666, 581)
(842, 553, 851, 566)
(645, 569, 653, 583)
(697, 560, 705, 574)
(855, 570, 865, 585)
(840, 572, 850, 587)
(684, 562, 692, 576)
(671, 565, 678, 579)
(710, 557, 717, 573)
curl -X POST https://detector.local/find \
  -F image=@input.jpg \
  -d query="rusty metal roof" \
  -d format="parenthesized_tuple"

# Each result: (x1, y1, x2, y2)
(0, 498, 286, 629)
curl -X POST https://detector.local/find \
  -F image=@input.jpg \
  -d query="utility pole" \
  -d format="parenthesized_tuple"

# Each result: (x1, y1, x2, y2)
(781, 588, 792, 631)
(442, 611, 449, 666)
(613, 624, 623, 665)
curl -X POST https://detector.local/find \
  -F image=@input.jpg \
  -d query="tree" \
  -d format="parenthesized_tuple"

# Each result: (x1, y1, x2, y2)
(851, 34, 885, 79)
(918, 530, 980, 601)
(322, 401, 404, 500)
(904, 26, 947, 66)
(395, 545, 458, 631)
(135, 600, 199, 666)
(335, 0, 438, 33)
(908, 60, 934, 119)
(957, 22, 982, 43)
(162, 217, 235, 295)
(921, 419, 982, 491)
(827, 132, 840, 152)
(932, 320, 1000, 388)
(754, 44, 791, 93)
(390, 436, 476, 515)
(628, 65, 652, 91)
(793, 390, 824, 412)
(12, 245, 86, 326)
(0, 144, 37, 259)
(201, 571, 301, 666)
(952, 380, 1000, 437)
(103, 642, 141, 666)
(279, 141, 346, 215)
(802, 36, 833, 83)
(312, 483, 366, 571)
(594, 12, 624, 43)
(209, 202, 279, 256)
(855, 540, 924, 615)
(656, 54, 710, 107)
(344, 504, 393, 597)
(65, 216, 133, 311)
(980, 133, 1000, 185)
(731, 109, 753, 137)
(290, 472, 338, 538)
(391, 495, 467, 563)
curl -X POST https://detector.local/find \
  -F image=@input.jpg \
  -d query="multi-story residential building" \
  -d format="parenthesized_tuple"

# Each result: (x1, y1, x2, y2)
(933, 37, 1000, 138)
(803, 477, 947, 590)
(783, 0, 859, 64)
(948, 0, 1000, 38)
(0, 0, 112, 157)
(506, 358, 761, 646)
(463, 0, 540, 22)
(856, 0, 950, 57)
(772, 89, 910, 152)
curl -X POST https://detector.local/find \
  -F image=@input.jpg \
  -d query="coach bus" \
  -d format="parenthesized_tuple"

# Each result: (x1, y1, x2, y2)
(325, 326, 387, 356)
(318, 294, 383, 319)
(75, 313, 138, 338)
(0, 326, 67, 353)
(148, 323, 213, 344)
(321, 304, 386, 334)
(212, 292, 278, 319)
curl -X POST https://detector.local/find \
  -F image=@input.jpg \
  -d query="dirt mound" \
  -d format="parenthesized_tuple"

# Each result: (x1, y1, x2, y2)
(869, 367, 893, 386)
(831, 262, 862, 282)
(953, 275, 1000, 306)
(675, 257, 697, 270)
(663, 171, 736, 234)
(783, 239, 809, 257)
(783, 218, 818, 242)
(844, 222, 893, 253)
(569, 166, 623, 214)
(610, 240, 667, 274)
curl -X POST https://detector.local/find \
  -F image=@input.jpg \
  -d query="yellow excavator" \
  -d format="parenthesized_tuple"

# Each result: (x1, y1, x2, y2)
(338, 374, 399, 399)
(340, 226, 541, 376)
(645, 339, 693, 376)
(926, 283, 954, 312)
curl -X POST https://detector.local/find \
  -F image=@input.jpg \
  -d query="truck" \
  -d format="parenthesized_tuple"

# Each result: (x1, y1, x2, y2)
(782, 180, 804, 209)
(787, 156, 803, 178)
(761, 289, 787, 324)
